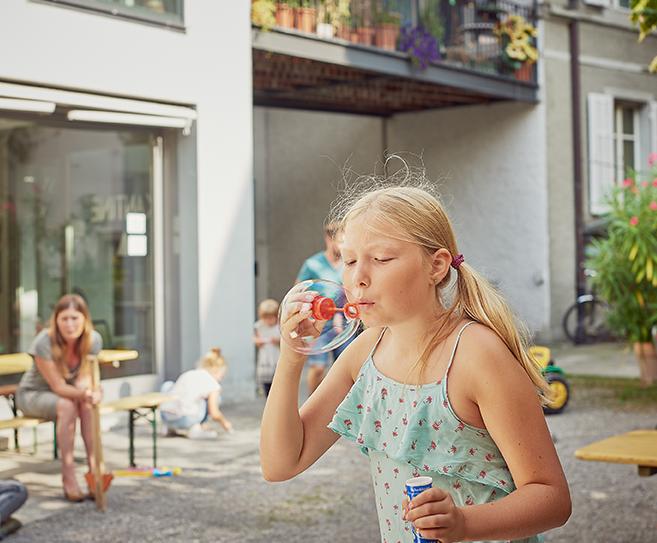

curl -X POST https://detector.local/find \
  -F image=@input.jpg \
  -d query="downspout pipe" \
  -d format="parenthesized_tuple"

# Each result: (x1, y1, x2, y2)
(567, 3, 586, 342)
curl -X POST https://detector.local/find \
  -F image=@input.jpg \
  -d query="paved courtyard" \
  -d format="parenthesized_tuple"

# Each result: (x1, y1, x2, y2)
(0, 345, 655, 542)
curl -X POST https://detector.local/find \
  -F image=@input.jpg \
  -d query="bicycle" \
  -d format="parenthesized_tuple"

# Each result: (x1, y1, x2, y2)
(562, 269, 615, 344)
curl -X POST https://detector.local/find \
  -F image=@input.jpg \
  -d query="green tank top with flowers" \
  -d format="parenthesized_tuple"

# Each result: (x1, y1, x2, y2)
(328, 322, 542, 543)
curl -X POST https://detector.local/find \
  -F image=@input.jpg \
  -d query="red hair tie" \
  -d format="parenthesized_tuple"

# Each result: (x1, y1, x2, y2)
(451, 254, 464, 269)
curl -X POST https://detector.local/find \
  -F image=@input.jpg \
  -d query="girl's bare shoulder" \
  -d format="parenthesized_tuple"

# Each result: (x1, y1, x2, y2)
(337, 327, 385, 381)
(457, 322, 522, 377)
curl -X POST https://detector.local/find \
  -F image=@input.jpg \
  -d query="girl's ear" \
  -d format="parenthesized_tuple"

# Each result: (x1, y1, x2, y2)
(429, 248, 452, 284)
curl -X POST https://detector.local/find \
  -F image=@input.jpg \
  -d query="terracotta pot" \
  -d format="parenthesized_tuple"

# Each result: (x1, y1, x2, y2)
(349, 30, 360, 43)
(275, 4, 294, 29)
(295, 7, 316, 33)
(514, 63, 533, 82)
(374, 23, 399, 51)
(336, 24, 351, 41)
(356, 26, 375, 46)
(633, 342, 657, 386)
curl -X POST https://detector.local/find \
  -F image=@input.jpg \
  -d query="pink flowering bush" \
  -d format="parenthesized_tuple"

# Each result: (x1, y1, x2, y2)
(588, 160, 657, 342)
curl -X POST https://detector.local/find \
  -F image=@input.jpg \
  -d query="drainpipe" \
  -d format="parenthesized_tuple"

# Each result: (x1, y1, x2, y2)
(567, 3, 586, 341)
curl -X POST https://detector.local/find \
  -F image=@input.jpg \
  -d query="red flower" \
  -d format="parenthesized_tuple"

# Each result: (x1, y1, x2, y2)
(649, 152, 657, 166)
(652, 179, 657, 187)
(622, 178, 634, 187)
(650, 201, 657, 211)
(630, 216, 639, 226)
(642, 181, 649, 188)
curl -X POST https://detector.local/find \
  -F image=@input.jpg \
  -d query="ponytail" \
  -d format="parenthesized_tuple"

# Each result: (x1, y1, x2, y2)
(455, 264, 551, 402)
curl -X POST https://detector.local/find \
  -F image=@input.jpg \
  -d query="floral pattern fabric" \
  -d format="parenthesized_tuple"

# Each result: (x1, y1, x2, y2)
(328, 324, 542, 543)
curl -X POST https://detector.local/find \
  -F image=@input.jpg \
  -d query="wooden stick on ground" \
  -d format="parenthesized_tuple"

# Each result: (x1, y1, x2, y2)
(90, 355, 107, 511)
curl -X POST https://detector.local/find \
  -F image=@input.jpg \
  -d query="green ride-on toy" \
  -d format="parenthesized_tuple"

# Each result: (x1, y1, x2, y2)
(529, 346, 570, 415)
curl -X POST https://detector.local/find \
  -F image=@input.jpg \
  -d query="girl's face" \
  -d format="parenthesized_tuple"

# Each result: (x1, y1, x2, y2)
(341, 214, 446, 328)
(56, 307, 86, 343)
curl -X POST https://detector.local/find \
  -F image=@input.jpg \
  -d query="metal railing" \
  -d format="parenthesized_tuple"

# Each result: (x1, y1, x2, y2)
(253, 0, 538, 83)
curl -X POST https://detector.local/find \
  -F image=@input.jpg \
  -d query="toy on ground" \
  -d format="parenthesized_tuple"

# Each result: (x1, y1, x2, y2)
(279, 279, 364, 355)
(113, 466, 182, 478)
(529, 346, 570, 414)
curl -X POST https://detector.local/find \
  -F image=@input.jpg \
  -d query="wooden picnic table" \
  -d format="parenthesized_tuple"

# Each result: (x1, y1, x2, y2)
(575, 430, 657, 477)
(0, 350, 139, 376)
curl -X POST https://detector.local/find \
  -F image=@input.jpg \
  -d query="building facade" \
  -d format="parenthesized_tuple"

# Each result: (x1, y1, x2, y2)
(0, 0, 255, 402)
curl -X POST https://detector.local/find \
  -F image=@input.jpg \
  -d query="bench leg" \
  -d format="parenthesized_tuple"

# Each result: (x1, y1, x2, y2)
(53, 421, 58, 460)
(129, 410, 135, 468)
(9, 395, 19, 451)
(151, 407, 157, 468)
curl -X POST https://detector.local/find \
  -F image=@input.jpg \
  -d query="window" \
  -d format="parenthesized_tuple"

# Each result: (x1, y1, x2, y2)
(613, 0, 631, 9)
(587, 93, 657, 215)
(38, 0, 184, 29)
(0, 120, 158, 378)
(614, 102, 640, 182)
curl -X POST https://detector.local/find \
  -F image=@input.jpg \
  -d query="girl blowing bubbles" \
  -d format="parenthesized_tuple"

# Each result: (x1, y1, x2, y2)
(260, 176, 570, 543)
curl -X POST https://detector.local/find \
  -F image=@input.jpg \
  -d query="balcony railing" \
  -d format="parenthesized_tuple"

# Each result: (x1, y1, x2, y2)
(252, 0, 538, 84)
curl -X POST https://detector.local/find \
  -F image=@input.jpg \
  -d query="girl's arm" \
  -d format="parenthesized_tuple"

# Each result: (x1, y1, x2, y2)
(260, 326, 379, 482)
(253, 329, 265, 348)
(407, 325, 571, 542)
(34, 357, 92, 402)
(207, 389, 232, 431)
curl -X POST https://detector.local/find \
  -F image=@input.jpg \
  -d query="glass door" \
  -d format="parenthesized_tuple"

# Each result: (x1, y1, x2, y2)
(0, 120, 157, 377)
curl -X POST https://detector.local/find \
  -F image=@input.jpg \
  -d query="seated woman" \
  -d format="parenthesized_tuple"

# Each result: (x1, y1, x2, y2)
(15, 294, 103, 502)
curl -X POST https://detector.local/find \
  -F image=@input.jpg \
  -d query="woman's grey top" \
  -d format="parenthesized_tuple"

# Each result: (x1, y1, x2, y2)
(17, 329, 103, 392)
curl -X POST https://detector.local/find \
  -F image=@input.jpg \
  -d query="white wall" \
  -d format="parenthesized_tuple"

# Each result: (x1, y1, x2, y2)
(387, 102, 551, 335)
(0, 1, 255, 401)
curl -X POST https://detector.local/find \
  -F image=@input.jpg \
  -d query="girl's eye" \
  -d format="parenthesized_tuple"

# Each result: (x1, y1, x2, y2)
(344, 260, 356, 267)
(375, 258, 393, 263)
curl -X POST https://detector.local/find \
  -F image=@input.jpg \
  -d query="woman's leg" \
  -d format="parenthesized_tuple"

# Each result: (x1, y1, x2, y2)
(56, 398, 81, 494)
(77, 399, 96, 474)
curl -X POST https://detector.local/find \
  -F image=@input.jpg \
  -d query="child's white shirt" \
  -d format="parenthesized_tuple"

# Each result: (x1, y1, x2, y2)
(161, 369, 220, 418)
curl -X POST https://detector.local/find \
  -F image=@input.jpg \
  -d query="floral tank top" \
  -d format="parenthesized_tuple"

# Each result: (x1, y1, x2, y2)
(328, 322, 542, 543)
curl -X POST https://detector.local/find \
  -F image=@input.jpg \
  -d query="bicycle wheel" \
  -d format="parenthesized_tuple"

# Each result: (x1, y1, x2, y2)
(562, 298, 612, 344)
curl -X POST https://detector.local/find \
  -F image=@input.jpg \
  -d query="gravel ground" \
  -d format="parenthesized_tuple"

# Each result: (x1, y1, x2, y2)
(4, 386, 656, 543)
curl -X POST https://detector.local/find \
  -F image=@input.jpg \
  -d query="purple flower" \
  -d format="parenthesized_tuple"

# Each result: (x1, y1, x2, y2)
(398, 24, 441, 70)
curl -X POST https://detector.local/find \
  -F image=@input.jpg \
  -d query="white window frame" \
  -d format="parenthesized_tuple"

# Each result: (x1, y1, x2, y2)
(587, 90, 657, 215)
(613, 102, 641, 182)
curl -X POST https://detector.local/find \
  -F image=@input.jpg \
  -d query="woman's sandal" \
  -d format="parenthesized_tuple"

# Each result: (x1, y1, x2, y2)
(84, 472, 114, 498)
(63, 488, 87, 503)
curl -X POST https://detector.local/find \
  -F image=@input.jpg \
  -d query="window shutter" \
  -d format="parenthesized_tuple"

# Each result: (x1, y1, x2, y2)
(583, 0, 611, 7)
(587, 93, 614, 215)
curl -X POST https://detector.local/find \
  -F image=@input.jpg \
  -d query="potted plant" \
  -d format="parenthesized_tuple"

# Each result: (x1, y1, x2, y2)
(252, 0, 277, 30)
(276, 0, 295, 29)
(318, 0, 350, 40)
(588, 161, 657, 386)
(493, 15, 538, 80)
(294, 0, 317, 34)
(398, 24, 441, 70)
(374, 10, 401, 51)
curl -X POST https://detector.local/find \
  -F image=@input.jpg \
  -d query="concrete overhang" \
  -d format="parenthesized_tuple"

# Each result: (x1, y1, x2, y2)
(252, 28, 538, 116)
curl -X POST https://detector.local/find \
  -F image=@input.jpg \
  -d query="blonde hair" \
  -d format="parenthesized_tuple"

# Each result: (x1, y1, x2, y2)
(258, 298, 279, 319)
(49, 294, 95, 379)
(199, 347, 227, 371)
(330, 170, 550, 401)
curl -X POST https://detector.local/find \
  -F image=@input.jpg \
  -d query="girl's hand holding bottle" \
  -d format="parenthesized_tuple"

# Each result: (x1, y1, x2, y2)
(402, 487, 466, 543)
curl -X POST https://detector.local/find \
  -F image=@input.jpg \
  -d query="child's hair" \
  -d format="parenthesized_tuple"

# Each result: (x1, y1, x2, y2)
(199, 347, 227, 371)
(329, 157, 550, 401)
(258, 298, 279, 319)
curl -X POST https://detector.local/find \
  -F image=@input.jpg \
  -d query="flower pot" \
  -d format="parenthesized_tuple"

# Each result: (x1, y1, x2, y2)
(336, 24, 351, 41)
(356, 26, 375, 46)
(374, 23, 399, 51)
(275, 3, 294, 29)
(349, 30, 360, 43)
(633, 342, 657, 386)
(317, 22, 335, 39)
(514, 63, 533, 82)
(295, 7, 316, 34)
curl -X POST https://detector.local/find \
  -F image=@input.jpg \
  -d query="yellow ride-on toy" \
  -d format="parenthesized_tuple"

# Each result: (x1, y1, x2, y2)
(529, 346, 570, 415)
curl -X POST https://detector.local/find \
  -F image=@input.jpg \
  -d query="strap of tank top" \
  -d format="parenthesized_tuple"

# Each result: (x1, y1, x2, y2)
(444, 321, 476, 379)
(367, 327, 387, 360)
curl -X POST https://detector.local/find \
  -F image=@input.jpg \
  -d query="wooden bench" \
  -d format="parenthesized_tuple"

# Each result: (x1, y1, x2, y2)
(575, 430, 657, 477)
(101, 392, 172, 467)
(0, 351, 172, 467)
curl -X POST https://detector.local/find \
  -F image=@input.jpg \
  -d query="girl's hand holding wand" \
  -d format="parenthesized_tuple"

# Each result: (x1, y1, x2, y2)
(403, 487, 466, 543)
